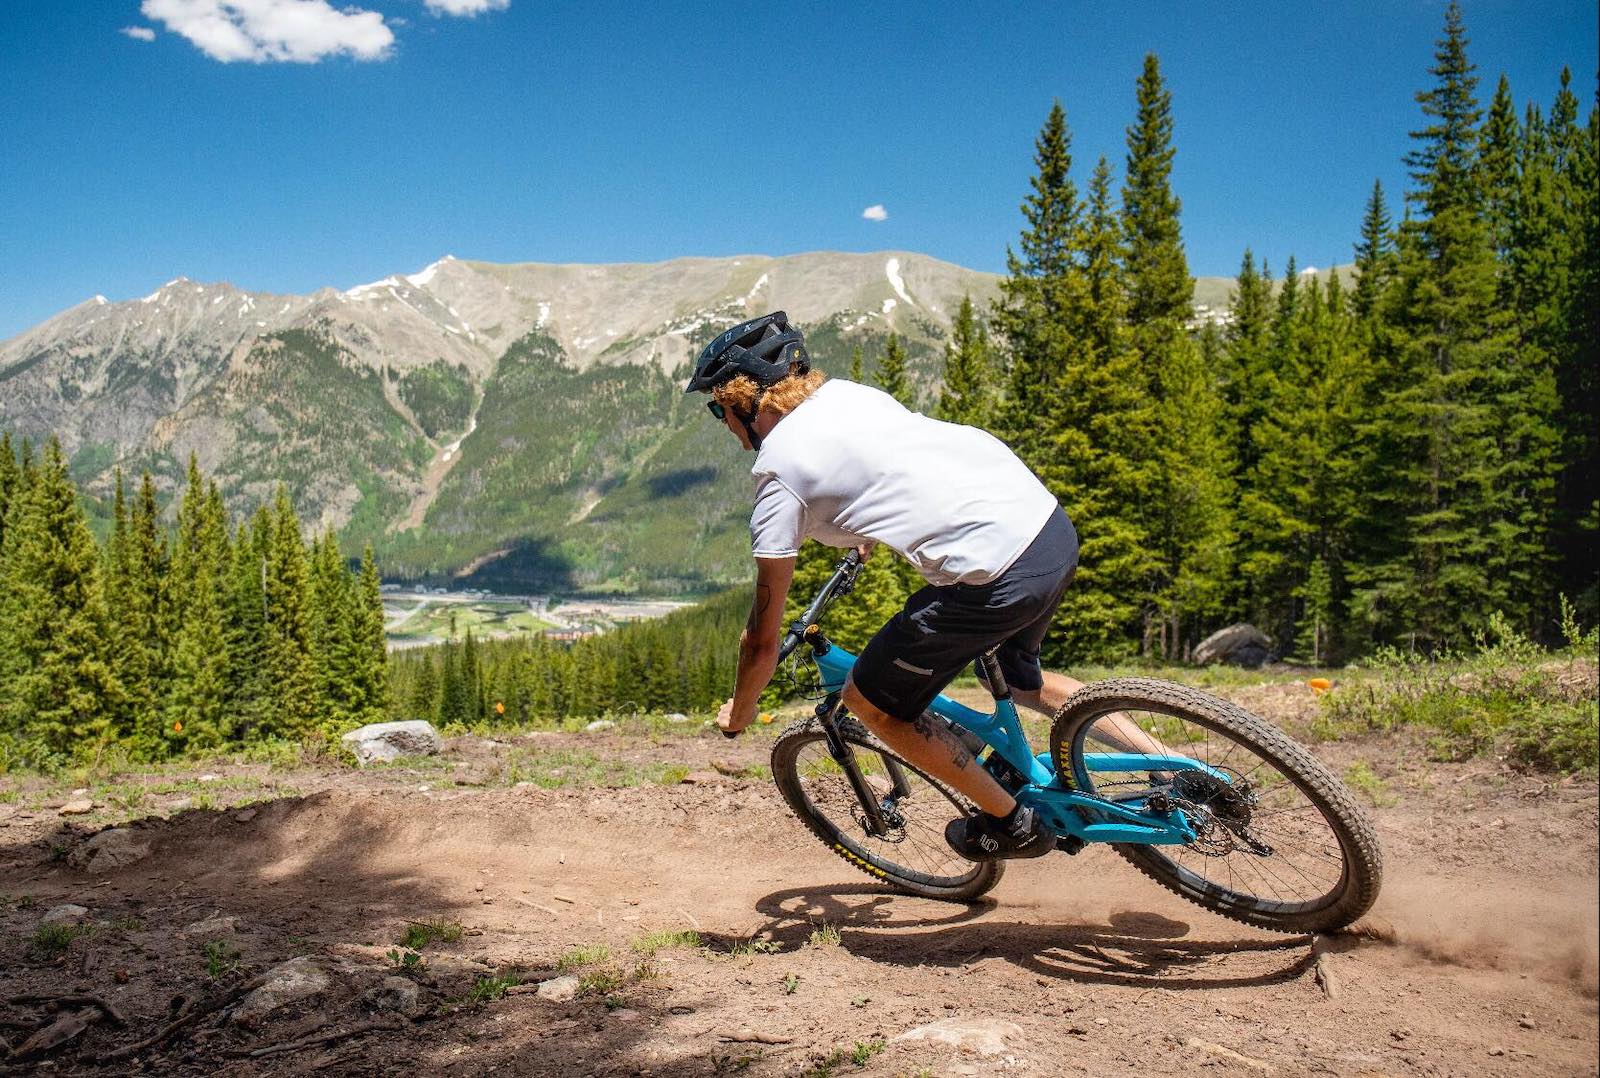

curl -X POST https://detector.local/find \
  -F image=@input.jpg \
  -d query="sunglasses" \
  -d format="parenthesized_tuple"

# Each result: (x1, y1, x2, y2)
(706, 400, 726, 421)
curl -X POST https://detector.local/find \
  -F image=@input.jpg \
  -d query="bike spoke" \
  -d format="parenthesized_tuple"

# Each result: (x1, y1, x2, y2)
(1080, 708, 1348, 911)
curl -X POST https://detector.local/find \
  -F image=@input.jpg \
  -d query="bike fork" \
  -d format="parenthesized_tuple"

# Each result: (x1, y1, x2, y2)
(815, 693, 910, 838)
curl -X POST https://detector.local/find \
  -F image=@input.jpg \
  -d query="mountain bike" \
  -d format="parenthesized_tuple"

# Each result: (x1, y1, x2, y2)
(740, 550, 1382, 934)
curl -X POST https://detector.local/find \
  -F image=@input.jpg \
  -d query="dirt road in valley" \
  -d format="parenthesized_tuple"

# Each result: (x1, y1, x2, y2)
(1, 702, 1595, 1076)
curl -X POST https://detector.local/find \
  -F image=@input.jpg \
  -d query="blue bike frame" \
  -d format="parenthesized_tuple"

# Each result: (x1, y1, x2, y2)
(808, 641, 1218, 847)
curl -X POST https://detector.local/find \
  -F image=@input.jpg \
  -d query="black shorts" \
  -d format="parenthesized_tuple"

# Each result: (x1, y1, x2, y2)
(851, 507, 1078, 721)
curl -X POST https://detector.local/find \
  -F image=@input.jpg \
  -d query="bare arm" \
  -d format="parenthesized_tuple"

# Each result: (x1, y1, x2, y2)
(717, 555, 796, 734)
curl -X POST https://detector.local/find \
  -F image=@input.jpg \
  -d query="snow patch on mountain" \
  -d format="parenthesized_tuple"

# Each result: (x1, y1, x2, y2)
(345, 276, 401, 299)
(406, 255, 455, 288)
(885, 258, 914, 307)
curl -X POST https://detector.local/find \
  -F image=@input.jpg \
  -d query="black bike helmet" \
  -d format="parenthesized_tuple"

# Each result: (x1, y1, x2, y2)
(684, 310, 810, 395)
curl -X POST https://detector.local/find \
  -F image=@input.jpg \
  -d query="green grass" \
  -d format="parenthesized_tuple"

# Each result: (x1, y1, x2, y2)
(501, 748, 700, 789)
(556, 943, 611, 971)
(802, 1039, 886, 1077)
(1313, 614, 1598, 772)
(807, 923, 841, 948)
(400, 917, 464, 950)
(1342, 760, 1398, 807)
(576, 968, 626, 997)
(728, 937, 782, 957)
(462, 972, 522, 1004)
(30, 922, 91, 956)
(202, 938, 242, 979)
(631, 929, 702, 954)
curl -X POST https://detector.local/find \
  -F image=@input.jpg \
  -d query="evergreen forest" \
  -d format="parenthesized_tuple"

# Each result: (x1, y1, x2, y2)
(0, 437, 389, 769)
(386, 590, 744, 730)
(792, 2, 1596, 668)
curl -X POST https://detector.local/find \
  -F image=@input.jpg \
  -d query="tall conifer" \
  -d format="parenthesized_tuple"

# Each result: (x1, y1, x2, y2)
(934, 296, 995, 427)
(0, 440, 122, 761)
(1121, 53, 1232, 656)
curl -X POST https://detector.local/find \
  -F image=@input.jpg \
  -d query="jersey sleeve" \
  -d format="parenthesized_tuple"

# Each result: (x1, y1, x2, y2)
(749, 475, 806, 558)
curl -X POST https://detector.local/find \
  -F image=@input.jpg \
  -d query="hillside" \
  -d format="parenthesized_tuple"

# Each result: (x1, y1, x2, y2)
(0, 252, 996, 590)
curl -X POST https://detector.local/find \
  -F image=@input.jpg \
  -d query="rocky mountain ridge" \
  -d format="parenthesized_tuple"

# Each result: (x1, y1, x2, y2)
(1, 251, 1000, 589)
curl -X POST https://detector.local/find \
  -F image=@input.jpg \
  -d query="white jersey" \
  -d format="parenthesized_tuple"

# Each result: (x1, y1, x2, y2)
(748, 379, 1060, 586)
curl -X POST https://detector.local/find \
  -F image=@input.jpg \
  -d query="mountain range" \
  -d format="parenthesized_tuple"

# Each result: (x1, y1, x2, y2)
(0, 251, 1259, 592)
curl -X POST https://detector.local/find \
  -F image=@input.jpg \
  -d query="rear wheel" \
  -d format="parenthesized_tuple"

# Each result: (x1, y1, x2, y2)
(1050, 678, 1382, 933)
(771, 715, 1002, 902)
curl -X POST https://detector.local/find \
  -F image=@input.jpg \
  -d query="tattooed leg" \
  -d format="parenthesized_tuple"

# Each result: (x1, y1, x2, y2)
(842, 676, 1012, 817)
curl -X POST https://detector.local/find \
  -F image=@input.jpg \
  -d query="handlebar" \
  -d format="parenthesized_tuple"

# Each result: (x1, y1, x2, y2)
(721, 548, 864, 738)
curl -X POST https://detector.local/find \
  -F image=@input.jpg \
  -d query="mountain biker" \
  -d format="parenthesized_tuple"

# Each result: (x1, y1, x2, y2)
(686, 311, 1086, 861)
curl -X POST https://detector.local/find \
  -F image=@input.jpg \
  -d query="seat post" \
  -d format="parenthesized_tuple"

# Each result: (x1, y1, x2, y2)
(976, 650, 1011, 701)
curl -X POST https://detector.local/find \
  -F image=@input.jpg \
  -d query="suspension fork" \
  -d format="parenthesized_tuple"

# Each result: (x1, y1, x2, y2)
(815, 693, 911, 837)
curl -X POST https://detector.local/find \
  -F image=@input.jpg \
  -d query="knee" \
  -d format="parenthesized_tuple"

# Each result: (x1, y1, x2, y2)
(841, 680, 890, 730)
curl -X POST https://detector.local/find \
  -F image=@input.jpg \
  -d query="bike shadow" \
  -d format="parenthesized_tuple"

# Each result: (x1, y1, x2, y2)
(748, 883, 1316, 990)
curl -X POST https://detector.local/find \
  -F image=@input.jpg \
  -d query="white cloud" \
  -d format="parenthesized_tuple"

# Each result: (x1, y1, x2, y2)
(1300, 265, 1318, 276)
(139, 0, 394, 63)
(121, 25, 158, 41)
(861, 204, 888, 222)
(424, 0, 510, 14)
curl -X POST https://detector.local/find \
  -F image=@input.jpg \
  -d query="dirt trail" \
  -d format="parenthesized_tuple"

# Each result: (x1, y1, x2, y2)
(1, 722, 1595, 1076)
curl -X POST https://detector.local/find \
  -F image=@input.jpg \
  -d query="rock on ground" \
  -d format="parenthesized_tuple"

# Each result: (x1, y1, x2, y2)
(584, 719, 617, 733)
(40, 904, 91, 926)
(232, 957, 331, 1024)
(535, 975, 580, 1002)
(363, 976, 422, 1015)
(58, 799, 95, 816)
(182, 913, 238, 938)
(68, 828, 150, 872)
(892, 1018, 1025, 1057)
(341, 720, 443, 765)
(1193, 623, 1273, 667)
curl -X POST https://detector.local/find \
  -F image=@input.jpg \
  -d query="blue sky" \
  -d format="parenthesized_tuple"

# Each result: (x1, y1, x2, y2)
(0, 1, 1593, 340)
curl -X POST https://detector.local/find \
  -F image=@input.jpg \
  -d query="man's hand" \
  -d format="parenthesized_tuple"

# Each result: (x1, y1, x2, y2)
(855, 541, 877, 562)
(717, 697, 756, 736)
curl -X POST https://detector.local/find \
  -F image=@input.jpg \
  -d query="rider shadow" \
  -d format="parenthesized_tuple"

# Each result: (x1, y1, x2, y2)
(750, 883, 1316, 991)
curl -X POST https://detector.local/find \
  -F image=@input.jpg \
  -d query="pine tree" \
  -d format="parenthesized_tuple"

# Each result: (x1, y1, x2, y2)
(1221, 249, 1274, 473)
(1532, 70, 1598, 618)
(408, 650, 440, 723)
(1351, 180, 1396, 321)
(0, 439, 122, 762)
(1032, 155, 1158, 660)
(848, 345, 864, 384)
(1350, 0, 1537, 647)
(1120, 53, 1233, 657)
(163, 463, 231, 752)
(993, 100, 1083, 435)
(223, 514, 273, 739)
(1123, 55, 1193, 329)
(934, 296, 995, 427)
(875, 334, 912, 406)
(264, 486, 319, 736)
(1239, 276, 1363, 655)
(0, 432, 18, 556)
(1478, 74, 1520, 262)
(356, 544, 390, 720)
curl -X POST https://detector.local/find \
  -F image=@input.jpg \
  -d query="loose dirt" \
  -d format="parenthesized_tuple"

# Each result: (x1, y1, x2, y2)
(1, 687, 1595, 1076)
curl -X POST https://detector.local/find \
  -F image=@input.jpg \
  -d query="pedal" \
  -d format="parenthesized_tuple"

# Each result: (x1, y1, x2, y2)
(1056, 835, 1086, 855)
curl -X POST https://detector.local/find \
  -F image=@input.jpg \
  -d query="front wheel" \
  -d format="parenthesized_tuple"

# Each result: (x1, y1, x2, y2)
(771, 715, 1002, 902)
(1050, 678, 1383, 934)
